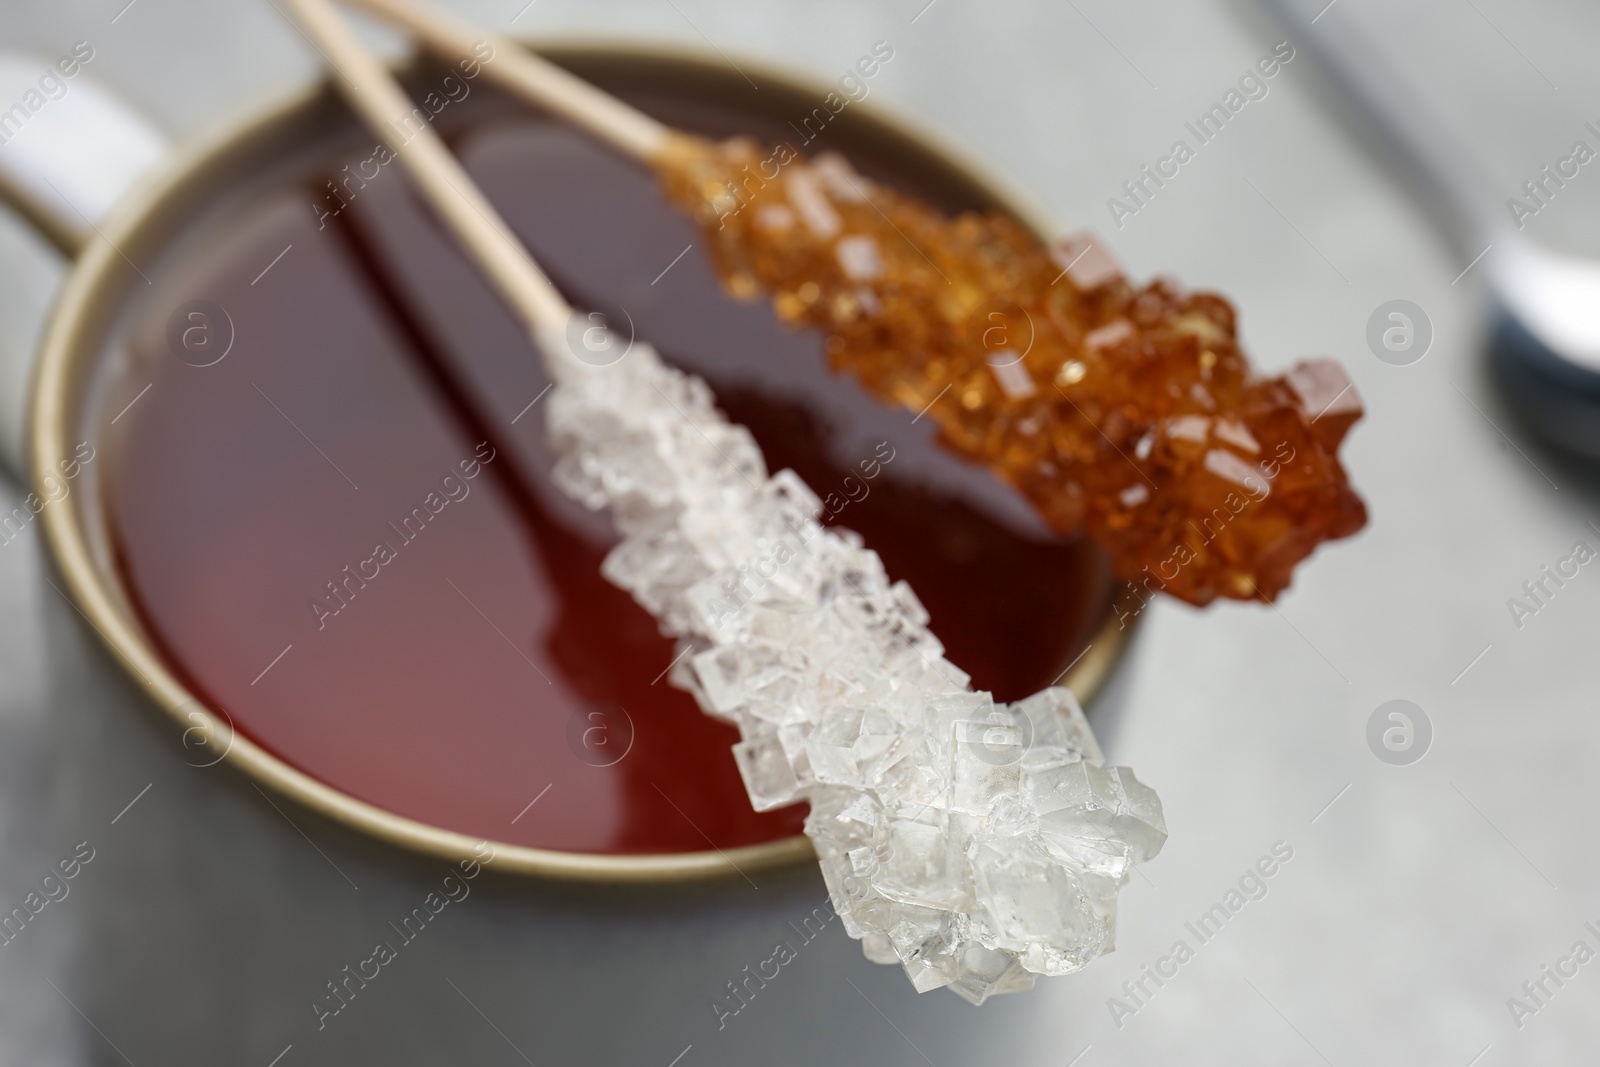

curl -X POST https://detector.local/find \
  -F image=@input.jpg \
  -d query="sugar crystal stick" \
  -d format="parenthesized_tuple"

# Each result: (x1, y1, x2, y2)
(287, 0, 1164, 1003)
(544, 328, 1165, 1003)
(656, 139, 1366, 606)
(345, 0, 1367, 607)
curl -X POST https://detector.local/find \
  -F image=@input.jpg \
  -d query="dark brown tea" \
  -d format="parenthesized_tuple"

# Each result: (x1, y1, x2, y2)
(105, 55, 1116, 854)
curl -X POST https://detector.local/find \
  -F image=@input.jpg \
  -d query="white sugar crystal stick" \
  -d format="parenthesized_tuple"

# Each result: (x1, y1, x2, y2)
(286, 0, 1165, 1006)
(542, 330, 1165, 1004)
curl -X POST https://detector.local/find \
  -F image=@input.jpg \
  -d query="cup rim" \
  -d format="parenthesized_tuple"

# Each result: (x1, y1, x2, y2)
(30, 37, 1137, 884)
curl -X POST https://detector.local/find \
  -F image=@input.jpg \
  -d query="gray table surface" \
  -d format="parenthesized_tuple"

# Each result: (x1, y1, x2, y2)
(2, 0, 1599, 1063)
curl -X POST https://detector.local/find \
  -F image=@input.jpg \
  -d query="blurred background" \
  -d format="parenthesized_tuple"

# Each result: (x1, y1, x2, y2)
(2, 0, 1599, 1063)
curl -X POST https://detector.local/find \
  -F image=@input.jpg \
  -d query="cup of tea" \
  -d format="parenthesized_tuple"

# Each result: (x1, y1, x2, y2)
(5, 40, 1131, 1066)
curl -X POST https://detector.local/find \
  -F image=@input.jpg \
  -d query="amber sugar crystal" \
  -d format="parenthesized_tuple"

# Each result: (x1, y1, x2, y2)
(655, 135, 1366, 606)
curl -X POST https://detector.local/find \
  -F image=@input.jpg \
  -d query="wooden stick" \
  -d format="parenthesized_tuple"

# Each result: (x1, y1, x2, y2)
(282, 0, 572, 339)
(343, 0, 669, 163)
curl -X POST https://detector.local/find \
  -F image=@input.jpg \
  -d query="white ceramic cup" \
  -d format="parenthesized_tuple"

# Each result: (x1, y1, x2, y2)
(4, 42, 1131, 1066)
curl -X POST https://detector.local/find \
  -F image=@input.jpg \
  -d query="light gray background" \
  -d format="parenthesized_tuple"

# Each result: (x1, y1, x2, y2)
(1, 0, 1598, 1064)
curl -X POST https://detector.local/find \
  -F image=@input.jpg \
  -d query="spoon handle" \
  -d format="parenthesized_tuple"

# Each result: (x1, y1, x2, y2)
(1259, 0, 1512, 254)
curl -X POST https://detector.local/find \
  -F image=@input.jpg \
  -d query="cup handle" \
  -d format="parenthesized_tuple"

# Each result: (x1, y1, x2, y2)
(0, 50, 168, 478)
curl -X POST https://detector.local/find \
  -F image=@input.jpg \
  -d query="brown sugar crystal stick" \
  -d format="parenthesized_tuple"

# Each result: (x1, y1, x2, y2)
(344, 0, 1367, 607)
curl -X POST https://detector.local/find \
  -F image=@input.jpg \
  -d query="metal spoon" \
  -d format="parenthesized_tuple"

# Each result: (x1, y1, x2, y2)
(1260, 0, 1600, 457)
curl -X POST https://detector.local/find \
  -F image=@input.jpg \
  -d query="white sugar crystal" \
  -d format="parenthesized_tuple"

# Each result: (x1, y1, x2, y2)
(732, 734, 802, 811)
(949, 721, 1024, 815)
(860, 931, 900, 965)
(971, 838, 1112, 976)
(873, 814, 969, 911)
(691, 647, 745, 713)
(808, 706, 868, 785)
(947, 942, 1037, 1005)
(539, 328, 1163, 1001)
(1013, 685, 1103, 767)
